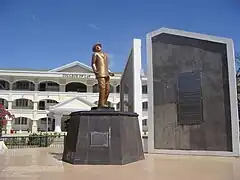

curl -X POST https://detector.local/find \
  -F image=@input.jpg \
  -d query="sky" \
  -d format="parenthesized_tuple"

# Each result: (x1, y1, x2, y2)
(0, 0, 239, 72)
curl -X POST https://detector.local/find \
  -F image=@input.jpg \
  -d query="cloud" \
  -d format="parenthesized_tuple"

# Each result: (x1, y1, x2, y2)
(87, 23, 98, 29)
(31, 14, 36, 21)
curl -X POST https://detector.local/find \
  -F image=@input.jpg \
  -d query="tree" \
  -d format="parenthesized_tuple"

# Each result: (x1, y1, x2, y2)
(236, 53, 240, 78)
(236, 53, 240, 89)
(0, 104, 14, 137)
(235, 53, 240, 120)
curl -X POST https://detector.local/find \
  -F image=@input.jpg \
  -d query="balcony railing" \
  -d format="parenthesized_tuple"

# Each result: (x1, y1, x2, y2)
(39, 87, 60, 92)
(12, 106, 34, 109)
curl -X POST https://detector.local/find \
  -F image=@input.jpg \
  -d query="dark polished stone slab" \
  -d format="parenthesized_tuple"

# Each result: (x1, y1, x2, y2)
(62, 110, 144, 165)
(91, 106, 115, 111)
(151, 33, 232, 151)
(71, 110, 139, 116)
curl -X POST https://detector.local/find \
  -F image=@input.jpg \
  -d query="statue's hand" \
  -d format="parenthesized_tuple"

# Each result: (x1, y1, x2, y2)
(109, 72, 114, 76)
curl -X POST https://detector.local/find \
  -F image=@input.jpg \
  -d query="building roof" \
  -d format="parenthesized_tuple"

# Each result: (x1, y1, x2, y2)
(49, 61, 93, 72)
(0, 68, 50, 71)
(0, 61, 123, 74)
(48, 96, 95, 114)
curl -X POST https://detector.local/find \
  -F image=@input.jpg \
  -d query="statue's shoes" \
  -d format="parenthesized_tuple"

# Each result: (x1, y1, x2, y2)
(98, 105, 108, 108)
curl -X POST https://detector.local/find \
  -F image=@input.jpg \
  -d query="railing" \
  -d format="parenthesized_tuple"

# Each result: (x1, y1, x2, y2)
(12, 106, 34, 109)
(0, 91, 121, 98)
(1, 134, 66, 149)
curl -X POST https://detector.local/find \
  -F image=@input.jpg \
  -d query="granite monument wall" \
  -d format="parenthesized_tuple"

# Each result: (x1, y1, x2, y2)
(146, 28, 239, 156)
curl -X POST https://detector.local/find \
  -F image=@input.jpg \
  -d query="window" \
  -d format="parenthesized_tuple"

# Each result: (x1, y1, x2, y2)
(47, 100, 57, 104)
(110, 85, 114, 93)
(116, 102, 120, 109)
(142, 85, 148, 94)
(14, 99, 33, 109)
(13, 81, 35, 91)
(40, 118, 51, 124)
(142, 119, 147, 126)
(39, 81, 60, 91)
(92, 84, 99, 93)
(116, 85, 120, 93)
(14, 117, 28, 125)
(16, 99, 28, 107)
(0, 80, 9, 90)
(65, 82, 87, 92)
(142, 102, 148, 111)
(38, 101, 45, 110)
(0, 98, 8, 109)
(0, 99, 4, 104)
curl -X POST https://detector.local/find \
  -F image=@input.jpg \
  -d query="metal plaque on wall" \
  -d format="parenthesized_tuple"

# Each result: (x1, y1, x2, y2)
(177, 71, 203, 125)
(90, 131, 109, 148)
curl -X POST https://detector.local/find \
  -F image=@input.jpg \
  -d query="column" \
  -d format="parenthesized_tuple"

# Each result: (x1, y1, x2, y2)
(54, 114, 62, 133)
(31, 120, 38, 133)
(59, 84, 65, 92)
(8, 101, 12, 110)
(87, 85, 93, 93)
(6, 116, 12, 134)
(9, 83, 13, 90)
(113, 86, 117, 93)
(34, 83, 38, 91)
(33, 102, 38, 110)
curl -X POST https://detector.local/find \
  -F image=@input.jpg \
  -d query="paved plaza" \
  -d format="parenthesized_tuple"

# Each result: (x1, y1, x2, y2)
(0, 148, 239, 180)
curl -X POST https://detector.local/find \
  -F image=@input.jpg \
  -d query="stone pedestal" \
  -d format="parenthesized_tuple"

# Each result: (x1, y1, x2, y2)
(62, 108, 144, 165)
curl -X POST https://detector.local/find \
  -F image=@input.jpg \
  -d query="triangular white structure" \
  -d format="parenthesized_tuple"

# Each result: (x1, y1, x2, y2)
(49, 61, 93, 73)
(49, 96, 95, 114)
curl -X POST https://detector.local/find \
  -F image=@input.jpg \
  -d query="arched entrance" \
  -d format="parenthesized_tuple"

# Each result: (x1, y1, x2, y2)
(12, 98, 34, 109)
(12, 117, 31, 131)
(65, 82, 87, 92)
(0, 80, 10, 90)
(38, 99, 58, 110)
(12, 80, 35, 91)
(38, 117, 54, 132)
(39, 81, 60, 91)
(0, 98, 8, 109)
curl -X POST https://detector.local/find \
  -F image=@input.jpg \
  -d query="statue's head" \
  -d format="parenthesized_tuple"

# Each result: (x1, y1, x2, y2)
(92, 43, 102, 52)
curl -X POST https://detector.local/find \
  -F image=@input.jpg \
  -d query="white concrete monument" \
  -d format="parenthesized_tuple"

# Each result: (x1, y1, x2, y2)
(120, 39, 143, 134)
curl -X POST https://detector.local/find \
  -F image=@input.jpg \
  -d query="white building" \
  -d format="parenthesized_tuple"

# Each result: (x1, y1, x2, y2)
(0, 61, 148, 134)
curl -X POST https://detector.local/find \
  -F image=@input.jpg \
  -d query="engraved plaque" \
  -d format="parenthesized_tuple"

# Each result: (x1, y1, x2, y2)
(90, 131, 109, 147)
(177, 71, 203, 125)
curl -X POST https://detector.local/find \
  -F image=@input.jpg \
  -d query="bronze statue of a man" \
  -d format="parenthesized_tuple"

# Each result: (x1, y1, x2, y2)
(91, 43, 114, 107)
